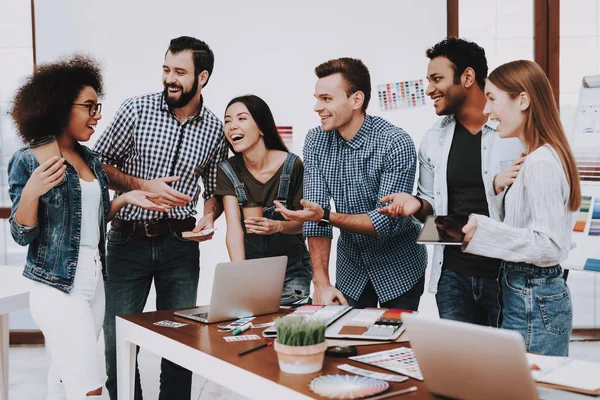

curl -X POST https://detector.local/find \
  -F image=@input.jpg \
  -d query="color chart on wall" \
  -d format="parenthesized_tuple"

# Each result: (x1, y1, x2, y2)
(277, 126, 293, 150)
(590, 197, 600, 236)
(377, 79, 426, 111)
(575, 147, 600, 182)
(574, 196, 592, 232)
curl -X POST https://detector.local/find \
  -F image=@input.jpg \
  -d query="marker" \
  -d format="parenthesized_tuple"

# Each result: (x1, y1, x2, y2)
(232, 322, 252, 336)
(238, 341, 272, 356)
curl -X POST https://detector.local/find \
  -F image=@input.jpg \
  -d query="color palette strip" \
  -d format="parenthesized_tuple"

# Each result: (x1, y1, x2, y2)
(377, 79, 426, 111)
(575, 147, 600, 182)
(277, 126, 293, 150)
(574, 196, 592, 232)
(590, 197, 600, 236)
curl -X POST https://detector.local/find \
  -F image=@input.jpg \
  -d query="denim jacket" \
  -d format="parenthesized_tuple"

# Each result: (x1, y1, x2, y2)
(417, 115, 525, 294)
(8, 143, 110, 294)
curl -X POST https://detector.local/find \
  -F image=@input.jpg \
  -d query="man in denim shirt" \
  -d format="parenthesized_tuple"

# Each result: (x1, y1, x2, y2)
(277, 58, 427, 309)
(381, 38, 524, 326)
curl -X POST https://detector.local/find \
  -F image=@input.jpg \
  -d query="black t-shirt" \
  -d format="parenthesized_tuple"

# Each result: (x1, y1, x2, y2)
(444, 122, 501, 278)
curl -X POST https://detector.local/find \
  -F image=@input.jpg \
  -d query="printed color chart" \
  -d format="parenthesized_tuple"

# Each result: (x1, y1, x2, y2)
(377, 80, 426, 111)
(574, 196, 592, 232)
(590, 197, 600, 236)
(350, 347, 423, 380)
(575, 147, 600, 182)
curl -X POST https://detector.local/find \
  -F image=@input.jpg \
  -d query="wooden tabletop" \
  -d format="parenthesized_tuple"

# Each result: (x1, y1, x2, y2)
(120, 309, 436, 399)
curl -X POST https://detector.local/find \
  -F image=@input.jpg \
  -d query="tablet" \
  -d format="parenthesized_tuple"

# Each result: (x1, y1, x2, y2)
(417, 215, 468, 245)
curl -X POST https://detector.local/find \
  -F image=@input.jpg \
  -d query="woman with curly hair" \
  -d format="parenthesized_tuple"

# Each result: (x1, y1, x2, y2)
(8, 55, 167, 399)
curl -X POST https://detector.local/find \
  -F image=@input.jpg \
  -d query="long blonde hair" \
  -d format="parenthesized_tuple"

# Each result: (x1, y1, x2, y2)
(488, 60, 581, 212)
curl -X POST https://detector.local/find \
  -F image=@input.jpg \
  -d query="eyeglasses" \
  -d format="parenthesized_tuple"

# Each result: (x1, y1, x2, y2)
(73, 103, 102, 117)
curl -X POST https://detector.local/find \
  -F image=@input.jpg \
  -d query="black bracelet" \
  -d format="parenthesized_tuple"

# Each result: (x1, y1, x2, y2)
(414, 195, 424, 213)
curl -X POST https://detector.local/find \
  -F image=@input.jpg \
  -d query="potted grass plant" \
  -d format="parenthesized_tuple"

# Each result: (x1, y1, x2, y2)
(274, 316, 328, 374)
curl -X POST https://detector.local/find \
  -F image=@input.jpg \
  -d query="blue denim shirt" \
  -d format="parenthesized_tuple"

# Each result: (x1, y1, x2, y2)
(8, 143, 111, 294)
(417, 115, 525, 294)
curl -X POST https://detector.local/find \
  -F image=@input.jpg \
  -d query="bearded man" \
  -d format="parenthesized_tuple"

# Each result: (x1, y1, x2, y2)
(94, 36, 227, 400)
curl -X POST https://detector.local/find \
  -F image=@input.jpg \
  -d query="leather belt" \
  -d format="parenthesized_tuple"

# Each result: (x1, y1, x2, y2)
(111, 218, 196, 237)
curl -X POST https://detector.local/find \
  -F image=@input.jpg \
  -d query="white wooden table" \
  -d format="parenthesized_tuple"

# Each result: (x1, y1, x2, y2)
(0, 266, 33, 400)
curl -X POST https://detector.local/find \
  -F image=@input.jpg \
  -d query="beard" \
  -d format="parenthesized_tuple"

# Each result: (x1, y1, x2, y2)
(164, 75, 199, 109)
(436, 85, 467, 116)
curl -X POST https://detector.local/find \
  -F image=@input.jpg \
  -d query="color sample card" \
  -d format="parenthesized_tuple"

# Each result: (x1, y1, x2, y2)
(584, 258, 600, 272)
(277, 126, 293, 150)
(590, 198, 600, 236)
(153, 320, 188, 328)
(223, 334, 261, 342)
(350, 347, 423, 380)
(218, 316, 255, 332)
(575, 147, 600, 182)
(574, 196, 592, 232)
(251, 322, 274, 329)
(337, 363, 409, 382)
(377, 80, 426, 111)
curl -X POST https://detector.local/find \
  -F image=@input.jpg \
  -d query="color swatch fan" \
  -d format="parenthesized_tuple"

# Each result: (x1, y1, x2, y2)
(309, 374, 389, 399)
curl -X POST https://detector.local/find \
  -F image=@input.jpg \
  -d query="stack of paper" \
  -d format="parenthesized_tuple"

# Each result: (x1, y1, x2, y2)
(527, 353, 600, 395)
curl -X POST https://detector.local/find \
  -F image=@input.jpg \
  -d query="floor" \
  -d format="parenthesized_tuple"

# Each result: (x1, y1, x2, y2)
(8, 340, 241, 400)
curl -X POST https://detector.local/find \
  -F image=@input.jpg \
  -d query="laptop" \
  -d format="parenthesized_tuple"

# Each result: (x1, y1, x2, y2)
(402, 314, 539, 400)
(417, 215, 468, 245)
(174, 256, 287, 323)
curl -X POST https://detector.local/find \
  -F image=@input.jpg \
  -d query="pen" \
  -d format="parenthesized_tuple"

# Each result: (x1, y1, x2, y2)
(232, 322, 252, 336)
(238, 341, 272, 356)
(364, 386, 417, 400)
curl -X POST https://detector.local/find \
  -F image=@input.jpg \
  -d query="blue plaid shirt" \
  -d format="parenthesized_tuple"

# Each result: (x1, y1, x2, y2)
(303, 115, 427, 302)
(93, 92, 228, 221)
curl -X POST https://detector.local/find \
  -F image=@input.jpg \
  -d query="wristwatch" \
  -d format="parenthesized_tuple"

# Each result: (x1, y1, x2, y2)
(414, 195, 424, 213)
(317, 208, 331, 227)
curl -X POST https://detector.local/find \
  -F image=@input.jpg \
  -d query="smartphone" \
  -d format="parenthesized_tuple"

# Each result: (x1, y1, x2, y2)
(30, 136, 61, 165)
(416, 215, 468, 245)
(181, 228, 216, 238)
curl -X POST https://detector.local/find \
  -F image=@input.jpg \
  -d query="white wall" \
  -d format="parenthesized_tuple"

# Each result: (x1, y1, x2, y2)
(32, 0, 446, 313)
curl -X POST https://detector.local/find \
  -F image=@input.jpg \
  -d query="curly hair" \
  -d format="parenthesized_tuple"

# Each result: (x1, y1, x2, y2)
(10, 54, 103, 143)
(426, 37, 488, 90)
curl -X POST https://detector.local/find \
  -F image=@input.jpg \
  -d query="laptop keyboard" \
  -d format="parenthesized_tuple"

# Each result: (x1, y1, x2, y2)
(192, 312, 209, 319)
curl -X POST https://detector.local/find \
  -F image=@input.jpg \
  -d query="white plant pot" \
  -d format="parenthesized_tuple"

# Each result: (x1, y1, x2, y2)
(274, 340, 327, 374)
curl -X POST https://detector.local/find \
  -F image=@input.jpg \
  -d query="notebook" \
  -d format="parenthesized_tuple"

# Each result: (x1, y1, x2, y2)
(325, 308, 412, 341)
(527, 353, 600, 396)
(261, 305, 352, 337)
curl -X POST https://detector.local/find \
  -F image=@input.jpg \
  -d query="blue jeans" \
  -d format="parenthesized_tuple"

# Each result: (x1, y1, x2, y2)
(279, 251, 312, 306)
(346, 276, 425, 311)
(500, 262, 572, 356)
(436, 269, 500, 327)
(103, 230, 200, 400)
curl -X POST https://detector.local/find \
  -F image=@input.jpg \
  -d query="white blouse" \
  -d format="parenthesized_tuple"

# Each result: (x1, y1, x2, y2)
(465, 144, 576, 267)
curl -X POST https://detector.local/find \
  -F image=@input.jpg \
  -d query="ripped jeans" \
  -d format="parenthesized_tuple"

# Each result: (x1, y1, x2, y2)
(245, 234, 312, 305)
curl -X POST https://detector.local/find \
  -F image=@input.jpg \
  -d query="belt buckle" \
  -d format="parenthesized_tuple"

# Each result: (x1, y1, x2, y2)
(143, 221, 162, 237)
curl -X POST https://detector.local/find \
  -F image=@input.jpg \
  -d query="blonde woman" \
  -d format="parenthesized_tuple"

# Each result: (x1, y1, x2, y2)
(462, 60, 580, 356)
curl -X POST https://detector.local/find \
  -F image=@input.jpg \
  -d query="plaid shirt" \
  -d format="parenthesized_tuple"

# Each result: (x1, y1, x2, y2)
(303, 115, 427, 302)
(93, 92, 228, 221)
